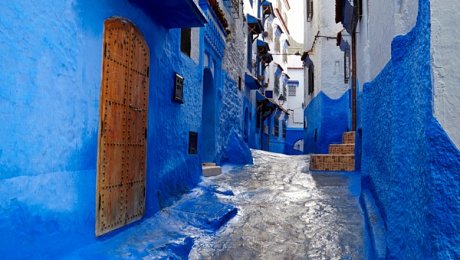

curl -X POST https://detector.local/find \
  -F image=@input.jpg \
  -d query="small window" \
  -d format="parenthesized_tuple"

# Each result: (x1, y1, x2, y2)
(288, 85, 296, 96)
(188, 131, 198, 154)
(308, 64, 315, 95)
(181, 28, 191, 57)
(307, 0, 313, 22)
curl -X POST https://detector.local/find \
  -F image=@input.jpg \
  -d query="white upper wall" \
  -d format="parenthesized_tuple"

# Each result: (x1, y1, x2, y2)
(431, 0, 460, 148)
(303, 0, 349, 101)
(356, 0, 418, 86)
(286, 67, 304, 128)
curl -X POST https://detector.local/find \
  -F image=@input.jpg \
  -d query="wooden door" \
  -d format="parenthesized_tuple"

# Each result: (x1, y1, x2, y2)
(96, 18, 150, 236)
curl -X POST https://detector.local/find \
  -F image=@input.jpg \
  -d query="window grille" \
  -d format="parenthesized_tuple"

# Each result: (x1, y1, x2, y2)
(288, 85, 296, 96)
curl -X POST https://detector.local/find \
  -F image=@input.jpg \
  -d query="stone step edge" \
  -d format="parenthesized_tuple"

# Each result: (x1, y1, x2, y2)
(311, 154, 355, 157)
(202, 166, 222, 177)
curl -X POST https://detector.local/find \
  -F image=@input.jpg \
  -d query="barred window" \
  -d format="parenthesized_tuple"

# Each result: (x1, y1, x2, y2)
(288, 85, 296, 96)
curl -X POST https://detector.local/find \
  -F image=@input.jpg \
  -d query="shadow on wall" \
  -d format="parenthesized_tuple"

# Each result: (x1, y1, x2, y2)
(361, 0, 460, 257)
(304, 90, 351, 154)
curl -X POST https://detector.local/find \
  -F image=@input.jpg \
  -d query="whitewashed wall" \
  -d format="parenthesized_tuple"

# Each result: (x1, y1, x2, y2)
(431, 0, 460, 148)
(356, 0, 418, 88)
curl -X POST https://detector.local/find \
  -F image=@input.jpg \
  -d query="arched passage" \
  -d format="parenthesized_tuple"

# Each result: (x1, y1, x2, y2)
(201, 68, 216, 163)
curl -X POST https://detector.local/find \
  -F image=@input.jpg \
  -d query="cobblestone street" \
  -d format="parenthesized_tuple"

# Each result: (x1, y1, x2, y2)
(191, 150, 365, 259)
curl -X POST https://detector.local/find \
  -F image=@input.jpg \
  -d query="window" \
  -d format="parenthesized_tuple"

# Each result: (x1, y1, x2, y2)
(289, 85, 296, 96)
(181, 28, 191, 56)
(274, 116, 280, 137)
(188, 132, 198, 154)
(307, 0, 313, 22)
(308, 64, 315, 95)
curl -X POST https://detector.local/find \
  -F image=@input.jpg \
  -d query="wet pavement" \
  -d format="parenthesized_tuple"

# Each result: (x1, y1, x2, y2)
(67, 150, 366, 259)
(190, 150, 365, 259)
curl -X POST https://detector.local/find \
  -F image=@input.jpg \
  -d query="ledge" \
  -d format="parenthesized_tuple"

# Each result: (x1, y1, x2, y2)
(129, 0, 208, 28)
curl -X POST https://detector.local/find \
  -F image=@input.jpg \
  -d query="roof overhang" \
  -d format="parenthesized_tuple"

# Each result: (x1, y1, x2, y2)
(129, 0, 207, 28)
(262, 1, 275, 17)
(247, 14, 264, 34)
(257, 40, 270, 54)
(245, 73, 262, 90)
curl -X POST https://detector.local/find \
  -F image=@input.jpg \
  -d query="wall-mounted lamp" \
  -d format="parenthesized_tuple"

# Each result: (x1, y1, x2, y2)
(278, 94, 286, 106)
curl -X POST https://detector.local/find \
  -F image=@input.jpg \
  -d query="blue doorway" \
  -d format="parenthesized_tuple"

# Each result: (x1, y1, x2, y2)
(201, 68, 216, 163)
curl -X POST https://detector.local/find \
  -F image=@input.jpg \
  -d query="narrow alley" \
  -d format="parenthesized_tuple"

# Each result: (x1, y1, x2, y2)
(191, 151, 364, 259)
(66, 150, 365, 259)
(1, 0, 459, 258)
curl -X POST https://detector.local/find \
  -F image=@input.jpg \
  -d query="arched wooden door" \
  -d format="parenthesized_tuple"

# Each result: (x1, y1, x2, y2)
(96, 18, 150, 236)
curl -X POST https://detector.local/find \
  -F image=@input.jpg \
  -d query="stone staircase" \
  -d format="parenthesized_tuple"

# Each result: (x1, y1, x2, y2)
(310, 131, 355, 171)
(202, 162, 222, 177)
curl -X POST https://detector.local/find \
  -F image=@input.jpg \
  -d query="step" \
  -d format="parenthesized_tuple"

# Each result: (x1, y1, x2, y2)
(329, 144, 355, 154)
(202, 162, 217, 167)
(310, 154, 355, 171)
(342, 131, 356, 144)
(202, 165, 222, 177)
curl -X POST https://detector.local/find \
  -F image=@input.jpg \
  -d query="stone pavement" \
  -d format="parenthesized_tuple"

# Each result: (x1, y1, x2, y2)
(191, 150, 365, 259)
(66, 150, 366, 259)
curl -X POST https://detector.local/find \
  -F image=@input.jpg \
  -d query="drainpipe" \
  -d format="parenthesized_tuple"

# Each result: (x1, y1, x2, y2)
(351, 31, 357, 131)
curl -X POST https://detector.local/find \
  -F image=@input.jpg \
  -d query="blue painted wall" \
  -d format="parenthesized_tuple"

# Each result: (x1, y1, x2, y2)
(361, 0, 460, 257)
(0, 0, 221, 258)
(268, 113, 286, 154)
(303, 90, 351, 154)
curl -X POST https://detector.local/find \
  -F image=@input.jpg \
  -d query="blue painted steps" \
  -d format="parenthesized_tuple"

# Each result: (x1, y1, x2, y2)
(172, 192, 238, 232)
